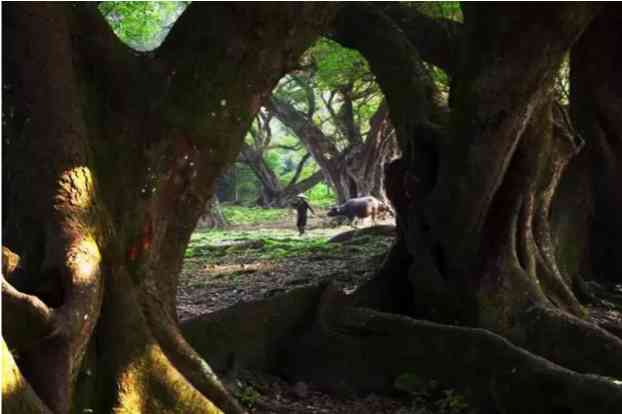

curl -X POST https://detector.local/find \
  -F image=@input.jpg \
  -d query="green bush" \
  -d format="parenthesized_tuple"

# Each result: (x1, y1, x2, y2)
(306, 182, 336, 209)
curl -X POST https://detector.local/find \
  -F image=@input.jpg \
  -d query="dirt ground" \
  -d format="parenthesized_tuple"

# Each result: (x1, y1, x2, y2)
(177, 213, 394, 321)
(177, 209, 622, 413)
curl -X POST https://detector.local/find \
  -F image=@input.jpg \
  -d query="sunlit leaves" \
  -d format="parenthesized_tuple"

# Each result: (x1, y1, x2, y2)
(306, 38, 371, 90)
(411, 1, 463, 22)
(99, 1, 188, 51)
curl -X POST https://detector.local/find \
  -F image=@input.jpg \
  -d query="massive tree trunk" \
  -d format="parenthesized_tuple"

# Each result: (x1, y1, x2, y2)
(335, 1, 622, 365)
(254, 3, 622, 412)
(567, 6, 622, 284)
(1, 3, 335, 413)
(343, 101, 398, 202)
(199, 195, 228, 229)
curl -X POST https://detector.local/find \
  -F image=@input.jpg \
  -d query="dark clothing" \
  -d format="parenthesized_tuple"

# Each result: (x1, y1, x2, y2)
(293, 198, 314, 235)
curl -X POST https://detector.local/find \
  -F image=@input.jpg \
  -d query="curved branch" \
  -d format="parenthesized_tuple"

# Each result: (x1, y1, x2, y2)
(287, 153, 312, 187)
(291, 74, 317, 118)
(267, 96, 340, 167)
(283, 170, 324, 198)
(1, 277, 55, 350)
(332, 3, 444, 149)
(380, 3, 463, 75)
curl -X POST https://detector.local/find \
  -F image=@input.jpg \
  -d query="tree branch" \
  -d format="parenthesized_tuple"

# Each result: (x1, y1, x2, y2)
(287, 153, 313, 187)
(379, 3, 463, 75)
(291, 74, 317, 118)
(332, 3, 444, 148)
(2, 277, 55, 351)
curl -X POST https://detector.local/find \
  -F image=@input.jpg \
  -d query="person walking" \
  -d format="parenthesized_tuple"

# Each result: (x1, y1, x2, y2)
(292, 193, 315, 235)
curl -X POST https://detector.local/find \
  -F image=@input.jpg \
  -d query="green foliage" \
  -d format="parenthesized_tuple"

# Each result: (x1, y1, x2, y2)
(99, 1, 188, 50)
(413, 1, 463, 22)
(306, 38, 370, 90)
(306, 183, 336, 209)
(235, 384, 262, 409)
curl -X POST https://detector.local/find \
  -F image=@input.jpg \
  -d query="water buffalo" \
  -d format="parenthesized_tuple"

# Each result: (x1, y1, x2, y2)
(327, 196, 394, 227)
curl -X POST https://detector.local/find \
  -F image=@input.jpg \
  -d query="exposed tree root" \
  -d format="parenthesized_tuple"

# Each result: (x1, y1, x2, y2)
(327, 225, 396, 244)
(182, 286, 324, 373)
(515, 305, 622, 378)
(184, 284, 622, 414)
(97, 269, 223, 414)
(1, 339, 53, 414)
(141, 284, 247, 414)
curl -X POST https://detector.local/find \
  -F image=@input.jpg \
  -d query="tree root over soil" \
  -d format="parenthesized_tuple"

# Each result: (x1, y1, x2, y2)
(184, 283, 622, 414)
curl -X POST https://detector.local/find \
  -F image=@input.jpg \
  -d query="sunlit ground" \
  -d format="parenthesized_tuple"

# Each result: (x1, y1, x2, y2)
(178, 208, 395, 320)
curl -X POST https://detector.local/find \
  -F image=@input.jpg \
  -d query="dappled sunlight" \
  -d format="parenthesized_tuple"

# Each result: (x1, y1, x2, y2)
(58, 166, 95, 210)
(67, 236, 102, 284)
(99, 2, 188, 52)
(178, 208, 395, 320)
(115, 343, 223, 414)
(1, 340, 23, 399)
(1, 339, 50, 412)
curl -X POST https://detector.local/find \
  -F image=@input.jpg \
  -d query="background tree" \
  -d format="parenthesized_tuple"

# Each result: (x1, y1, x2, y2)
(239, 109, 324, 207)
(266, 40, 399, 204)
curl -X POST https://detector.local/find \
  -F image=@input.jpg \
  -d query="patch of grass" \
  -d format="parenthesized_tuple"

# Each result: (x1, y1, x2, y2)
(186, 229, 338, 262)
(184, 225, 392, 268)
(222, 206, 289, 226)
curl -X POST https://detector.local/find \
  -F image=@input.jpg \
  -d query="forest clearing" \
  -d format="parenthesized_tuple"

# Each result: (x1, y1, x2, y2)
(179, 207, 395, 320)
(3, 2, 622, 414)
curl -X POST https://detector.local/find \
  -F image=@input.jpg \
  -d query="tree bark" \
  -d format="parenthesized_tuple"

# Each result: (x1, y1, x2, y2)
(335, 0, 622, 384)
(568, 5, 622, 284)
(199, 195, 228, 229)
(2, 3, 336, 413)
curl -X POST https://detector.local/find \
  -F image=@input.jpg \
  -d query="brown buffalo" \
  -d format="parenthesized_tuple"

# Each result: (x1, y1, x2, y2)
(327, 196, 394, 227)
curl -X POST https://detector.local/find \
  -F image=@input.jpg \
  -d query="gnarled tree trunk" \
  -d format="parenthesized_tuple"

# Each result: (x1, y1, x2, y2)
(1, 3, 335, 413)
(260, 3, 622, 412)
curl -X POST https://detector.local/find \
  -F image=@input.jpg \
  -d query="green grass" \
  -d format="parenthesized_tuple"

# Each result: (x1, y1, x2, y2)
(222, 206, 290, 226)
(185, 225, 390, 265)
(186, 228, 333, 261)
